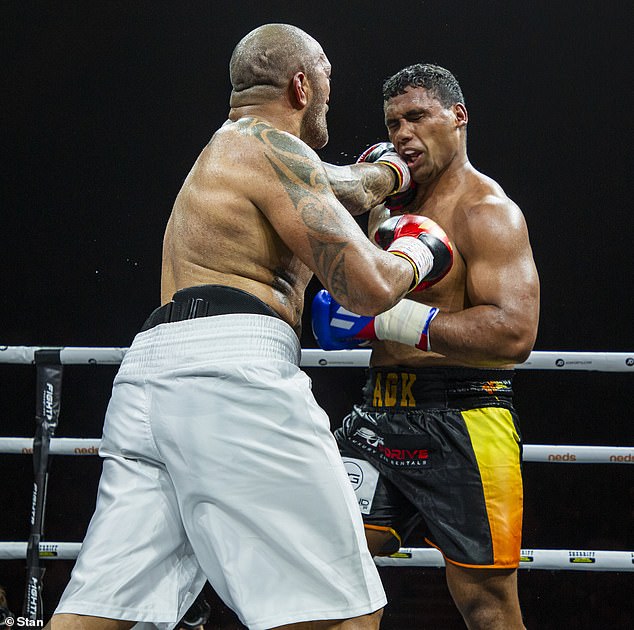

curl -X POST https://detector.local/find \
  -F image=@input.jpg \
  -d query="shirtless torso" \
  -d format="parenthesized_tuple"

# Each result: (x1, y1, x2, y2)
(357, 70, 540, 371)
(161, 118, 313, 333)
(339, 70, 540, 630)
(161, 116, 416, 336)
(50, 24, 438, 630)
(369, 161, 539, 368)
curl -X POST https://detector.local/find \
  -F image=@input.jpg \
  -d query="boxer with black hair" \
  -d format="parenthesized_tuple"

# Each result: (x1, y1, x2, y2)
(314, 63, 539, 630)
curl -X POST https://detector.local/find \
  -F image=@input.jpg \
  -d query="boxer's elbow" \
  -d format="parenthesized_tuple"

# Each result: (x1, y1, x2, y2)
(506, 341, 533, 365)
(331, 279, 400, 317)
(500, 326, 536, 365)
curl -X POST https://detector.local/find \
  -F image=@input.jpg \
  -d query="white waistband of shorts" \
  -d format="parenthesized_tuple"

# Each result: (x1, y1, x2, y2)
(123, 314, 301, 370)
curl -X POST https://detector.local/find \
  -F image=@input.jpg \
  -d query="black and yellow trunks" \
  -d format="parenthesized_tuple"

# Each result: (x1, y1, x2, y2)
(336, 366, 523, 569)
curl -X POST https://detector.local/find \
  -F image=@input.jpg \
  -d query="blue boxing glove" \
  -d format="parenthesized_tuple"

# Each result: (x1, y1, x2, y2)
(311, 290, 375, 350)
(311, 290, 439, 352)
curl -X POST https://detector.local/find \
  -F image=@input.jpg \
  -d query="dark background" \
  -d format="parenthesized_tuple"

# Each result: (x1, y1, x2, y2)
(1, 1, 633, 628)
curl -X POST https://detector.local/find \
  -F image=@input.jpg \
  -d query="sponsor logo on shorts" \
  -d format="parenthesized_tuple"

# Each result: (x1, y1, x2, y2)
(344, 460, 364, 490)
(351, 427, 430, 468)
(482, 380, 506, 394)
(341, 457, 379, 514)
(355, 427, 384, 447)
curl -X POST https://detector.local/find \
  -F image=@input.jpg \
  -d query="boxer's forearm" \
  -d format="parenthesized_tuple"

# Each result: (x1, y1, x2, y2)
(323, 162, 395, 215)
(428, 305, 537, 366)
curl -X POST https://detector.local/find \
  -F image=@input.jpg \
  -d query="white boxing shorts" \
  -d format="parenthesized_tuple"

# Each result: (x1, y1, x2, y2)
(55, 314, 385, 629)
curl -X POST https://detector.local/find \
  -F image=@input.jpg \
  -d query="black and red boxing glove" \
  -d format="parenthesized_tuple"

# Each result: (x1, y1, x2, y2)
(356, 142, 413, 198)
(385, 181, 417, 213)
(375, 214, 453, 292)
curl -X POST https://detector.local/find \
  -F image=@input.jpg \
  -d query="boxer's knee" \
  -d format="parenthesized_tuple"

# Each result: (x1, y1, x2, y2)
(445, 564, 524, 630)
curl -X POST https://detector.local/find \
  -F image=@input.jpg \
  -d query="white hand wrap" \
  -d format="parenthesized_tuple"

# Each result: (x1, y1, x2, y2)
(388, 236, 434, 289)
(374, 299, 439, 351)
(376, 153, 411, 194)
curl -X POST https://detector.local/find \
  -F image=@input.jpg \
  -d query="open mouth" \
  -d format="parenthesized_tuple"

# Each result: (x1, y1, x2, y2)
(401, 149, 422, 166)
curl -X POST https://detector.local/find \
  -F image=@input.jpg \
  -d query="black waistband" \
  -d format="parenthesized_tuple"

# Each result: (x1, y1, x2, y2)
(141, 285, 280, 332)
(363, 366, 515, 409)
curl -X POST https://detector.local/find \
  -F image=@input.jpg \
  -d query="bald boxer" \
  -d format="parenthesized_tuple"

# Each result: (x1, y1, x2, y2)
(314, 64, 539, 630)
(48, 27, 452, 630)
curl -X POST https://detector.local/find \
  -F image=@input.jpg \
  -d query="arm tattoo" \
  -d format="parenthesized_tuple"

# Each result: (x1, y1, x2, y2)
(361, 167, 396, 204)
(324, 163, 395, 213)
(306, 236, 348, 297)
(248, 119, 352, 296)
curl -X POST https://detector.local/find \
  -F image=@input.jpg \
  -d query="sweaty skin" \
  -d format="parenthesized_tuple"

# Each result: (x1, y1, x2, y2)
(161, 118, 314, 334)
(369, 87, 539, 369)
(161, 116, 413, 336)
(161, 43, 405, 335)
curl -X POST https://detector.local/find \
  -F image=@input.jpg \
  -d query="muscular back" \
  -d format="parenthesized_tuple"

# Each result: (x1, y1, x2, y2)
(161, 118, 313, 330)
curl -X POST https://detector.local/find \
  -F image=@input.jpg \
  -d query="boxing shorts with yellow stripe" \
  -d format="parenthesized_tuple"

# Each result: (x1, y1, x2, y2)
(336, 366, 523, 569)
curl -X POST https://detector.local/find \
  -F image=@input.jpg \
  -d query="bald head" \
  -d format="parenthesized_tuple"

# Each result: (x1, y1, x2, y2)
(230, 24, 322, 96)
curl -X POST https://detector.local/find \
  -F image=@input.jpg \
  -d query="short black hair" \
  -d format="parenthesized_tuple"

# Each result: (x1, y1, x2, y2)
(383, 64, 464, 108)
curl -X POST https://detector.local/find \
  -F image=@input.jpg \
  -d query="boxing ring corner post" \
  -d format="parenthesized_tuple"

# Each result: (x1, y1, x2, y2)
(21, 349, 63, 621)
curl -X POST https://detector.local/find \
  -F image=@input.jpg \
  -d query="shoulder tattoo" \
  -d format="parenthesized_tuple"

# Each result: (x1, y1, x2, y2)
(248, 120, 351, 296)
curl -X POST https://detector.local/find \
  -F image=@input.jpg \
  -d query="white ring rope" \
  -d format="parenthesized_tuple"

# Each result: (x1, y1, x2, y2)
(375, 548, 634, 572)
(2, 346, 632, 578)
(0, 542, 631, 571)
(1, 346, 633, 371)
(1, 438, 632, 463)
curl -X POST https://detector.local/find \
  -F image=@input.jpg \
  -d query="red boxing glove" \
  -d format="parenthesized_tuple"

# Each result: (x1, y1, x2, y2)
(375, 214, 453, 292)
